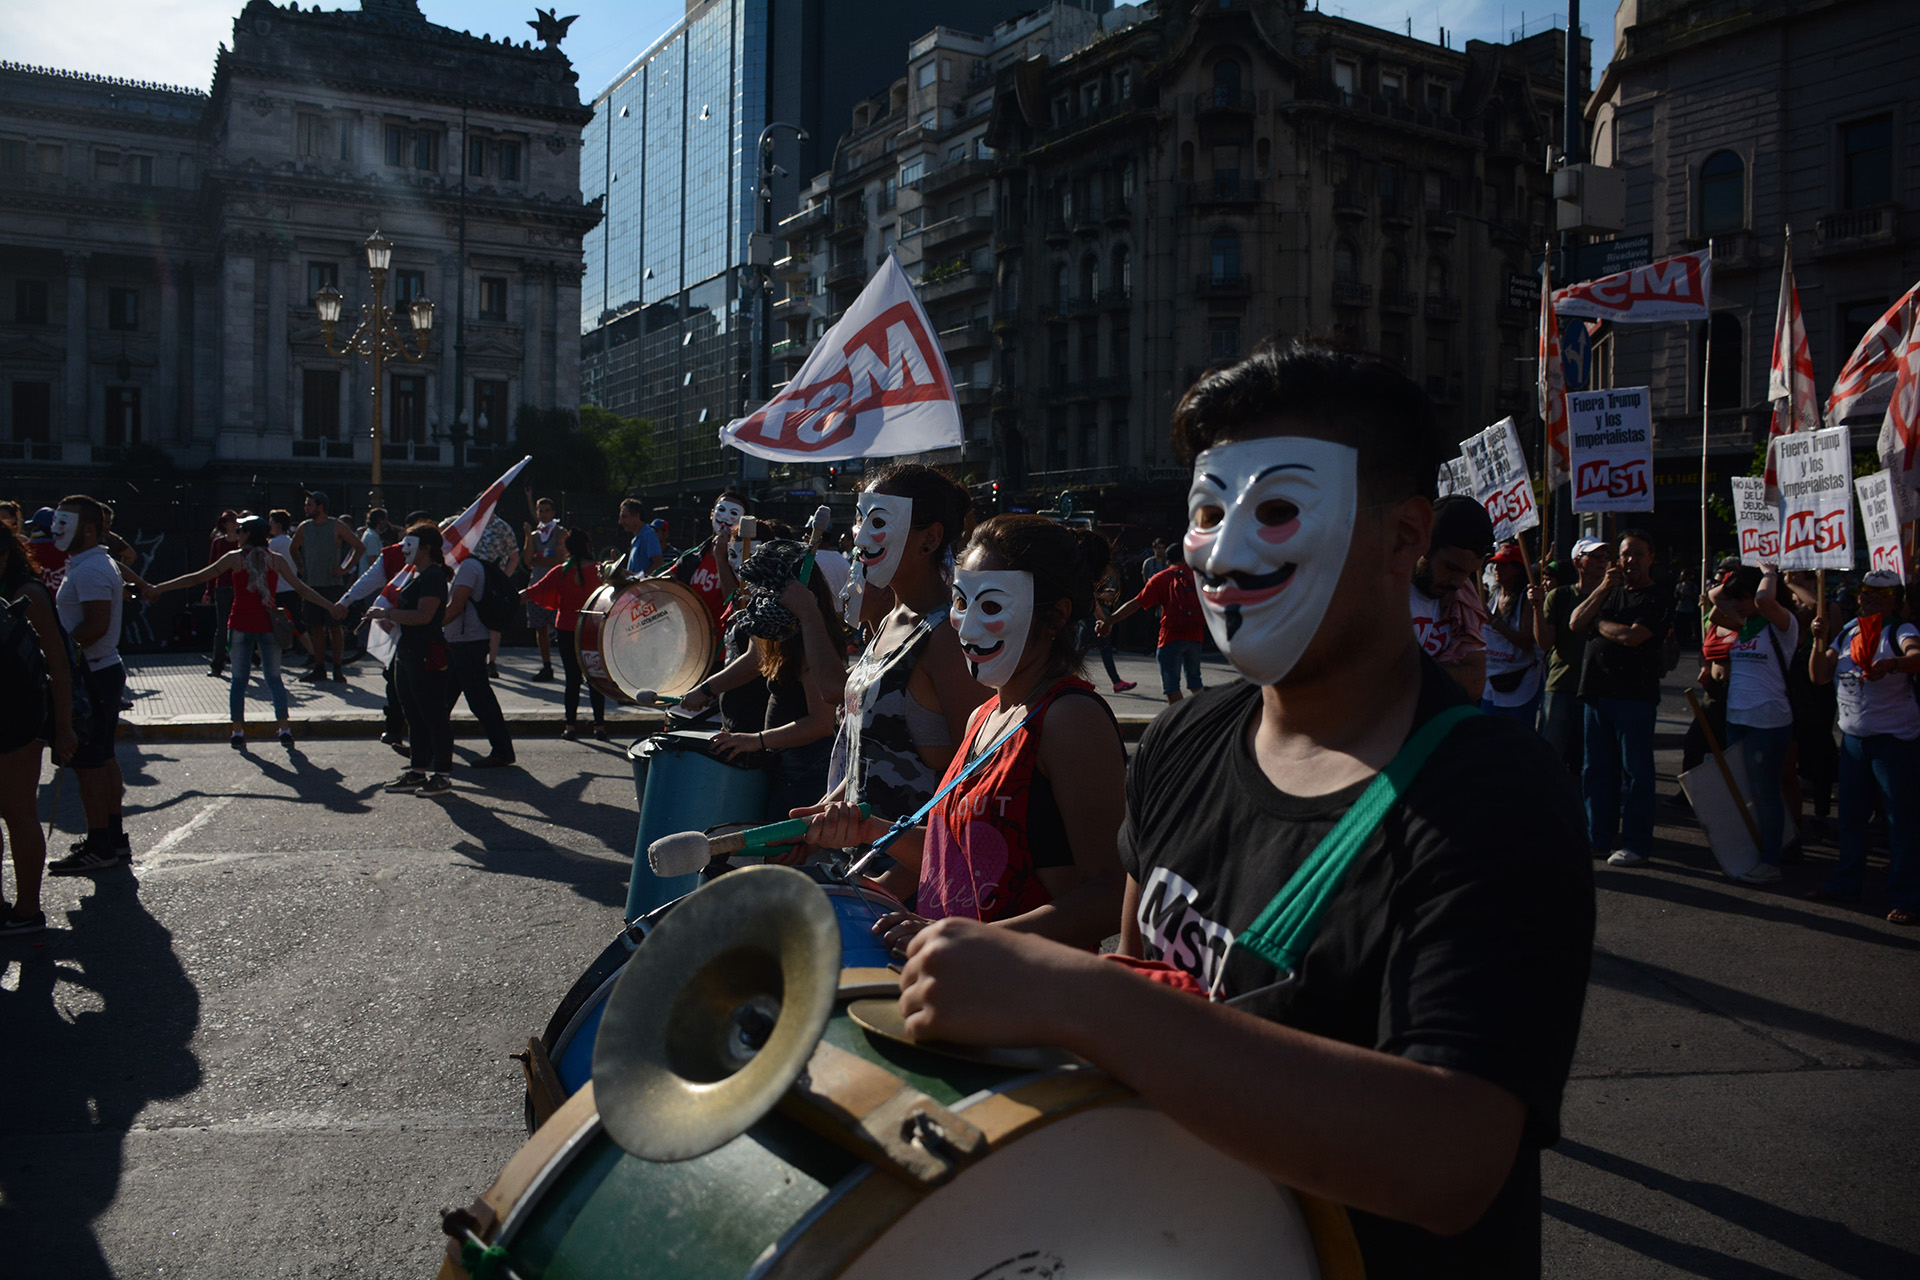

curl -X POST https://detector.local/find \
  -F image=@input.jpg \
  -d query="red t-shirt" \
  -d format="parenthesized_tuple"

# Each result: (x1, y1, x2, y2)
(679, 543, 729, 628)
(527, 561, 603, 631)
(1700, 622, 1737, 663)
(226, 565, 274, 633)
(1138, 565, 1206, 647)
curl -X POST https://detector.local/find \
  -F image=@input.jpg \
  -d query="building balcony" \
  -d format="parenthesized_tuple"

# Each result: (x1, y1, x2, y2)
(778, 202, 830, 236)
(1332, 185, 1367, 221)
(1105, 196, 1134, 228)
(1814, 203, 1896, 253)
(953, 385, 993, 409)
(0, 439, 63, 462)
(1378, 197, 1413, 229)
(1183, 178, 1262, 208)
(1044, 218, 1070, 247)
(1424, 293, 1461, 322)
(1098, 287, 1132, 310)
(1195, 273, 1251, 299)
(922, 269, 993, 304)
(826, 259, 866, 290)
(772, 294, 814, 322)
(939, 319, 993, 355)
(770, 337, 811, 363)
(1195, 88, 1254, 121)
(828, 207, 868, 242)
(1072, 213, 1102, 238)
(1424, 213, 1456, 239)
(1380, 288, 1417, 314)
(772, 251, 811, 283)
(923, 214, 994, 252)
(916, 156, 995, 195)
(1331, 280, 1372, 309)
(1042, 304, 1071, 327)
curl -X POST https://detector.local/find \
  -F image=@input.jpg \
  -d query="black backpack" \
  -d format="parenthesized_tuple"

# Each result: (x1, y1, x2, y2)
(2, 586, 94, 751)
(472, 559, 520, 633)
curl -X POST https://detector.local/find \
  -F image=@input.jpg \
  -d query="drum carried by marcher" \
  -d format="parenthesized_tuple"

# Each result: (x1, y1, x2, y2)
(448, 867, 1363, 1280)
(576, 577, 713, 706)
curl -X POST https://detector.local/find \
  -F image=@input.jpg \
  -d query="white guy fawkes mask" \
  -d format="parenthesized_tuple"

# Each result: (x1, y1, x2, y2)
(401, 535, 422, 561)
(712, 500, 745, 538)
(952, 569, 1034, 687)
(1184, 437, 1358, 688)
(52, 510, 80, 552)
(853, 491, 913, 589)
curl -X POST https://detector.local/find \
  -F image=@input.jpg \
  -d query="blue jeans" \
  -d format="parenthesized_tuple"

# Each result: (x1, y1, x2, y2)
(1077, 620, 1123, 684)
(1157, 640, 1203, 696)
(1583, 696, 1657, 856)
(1826, 732, 1920, 908)
(229, 629, 288, 723)
(1481, 689, 1542, 725)
(1538, 689, 1581, 765)
(1726, 722, 1793, 865)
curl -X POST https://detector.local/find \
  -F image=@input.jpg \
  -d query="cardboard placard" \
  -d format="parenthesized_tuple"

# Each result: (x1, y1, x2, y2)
(1568, 387, 1654, 513)
(1730, 475, 1780, 565)
(1436, 456, 1475, 499)
(1773, 425, 1854, 571)
(1461, 416, 1540, 539)
(1856, 470, 1906, 581)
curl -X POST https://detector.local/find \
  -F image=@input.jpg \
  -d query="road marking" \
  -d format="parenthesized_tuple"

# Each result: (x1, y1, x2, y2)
(138, 795, 235, 868)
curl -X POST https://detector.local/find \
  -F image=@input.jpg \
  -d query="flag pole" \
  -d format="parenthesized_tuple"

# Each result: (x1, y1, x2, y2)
(1699, 239, 1714, 591)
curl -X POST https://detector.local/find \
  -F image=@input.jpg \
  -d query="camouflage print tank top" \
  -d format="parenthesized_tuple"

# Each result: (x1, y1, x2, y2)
(828, 609, 953, 821)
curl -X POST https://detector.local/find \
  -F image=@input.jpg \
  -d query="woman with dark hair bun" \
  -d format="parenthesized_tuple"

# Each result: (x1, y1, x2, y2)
(525, 527, 607, 740)
(367, 522, 455, 793)
(805, 514, 1126, 950)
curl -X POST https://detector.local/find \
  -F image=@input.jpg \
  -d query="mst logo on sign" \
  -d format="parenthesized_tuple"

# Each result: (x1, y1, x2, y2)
(1740, 527, 1781, 558)
(1783, 509, 1849, 555)
(1576, 459, 1650, 501)
(737, 302, 951, 453)
(1483, 478, 1534, 528)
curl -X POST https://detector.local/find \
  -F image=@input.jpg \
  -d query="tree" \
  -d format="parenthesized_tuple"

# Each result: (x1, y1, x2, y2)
(579, 404, 653, 494)
(512, 403, 653, 497)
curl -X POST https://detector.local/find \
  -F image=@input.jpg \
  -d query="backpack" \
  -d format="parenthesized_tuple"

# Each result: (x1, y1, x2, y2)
(2, 585, 94, 751)
(473, 559, 519, 633)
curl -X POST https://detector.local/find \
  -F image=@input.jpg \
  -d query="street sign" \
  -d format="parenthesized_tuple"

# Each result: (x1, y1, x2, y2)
(1508, 273, 1542, 312)
(1532, 235, 1655, 285)
(1560, 318, 1592, 391)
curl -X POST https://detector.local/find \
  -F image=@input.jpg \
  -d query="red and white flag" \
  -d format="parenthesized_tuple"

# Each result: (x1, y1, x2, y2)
(1766, 231, 1819, 436)
(1539, 252, 1569, 489)
(721, 254, 961, 462)
(1553, 248, 1711, 324)
(1881, 308, 1920, 499)
(1829, 282, 1920, 425)
(366, 455, 531, 667)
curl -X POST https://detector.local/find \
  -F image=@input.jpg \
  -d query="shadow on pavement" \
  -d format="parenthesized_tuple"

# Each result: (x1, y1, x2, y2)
(437, 770, 635, 910)
(1547, 1140, 1919, 1279)
(0, 871, 200, 1277)
(1598, 868, 1920, 953)
(245, 745, 372, 816)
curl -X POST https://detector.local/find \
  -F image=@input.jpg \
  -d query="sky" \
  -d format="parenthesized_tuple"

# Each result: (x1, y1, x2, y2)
(11, 1, 1611, 102)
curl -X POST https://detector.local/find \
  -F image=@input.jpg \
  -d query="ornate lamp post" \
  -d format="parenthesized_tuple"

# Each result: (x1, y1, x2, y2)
(314, 229, 435, 508)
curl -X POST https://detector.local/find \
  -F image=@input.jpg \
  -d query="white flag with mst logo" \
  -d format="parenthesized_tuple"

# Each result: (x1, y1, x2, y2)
(721, 255, 962, 462)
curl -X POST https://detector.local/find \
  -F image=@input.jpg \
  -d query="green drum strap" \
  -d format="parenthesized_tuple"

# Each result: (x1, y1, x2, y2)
(1235, 705, 1482, 977)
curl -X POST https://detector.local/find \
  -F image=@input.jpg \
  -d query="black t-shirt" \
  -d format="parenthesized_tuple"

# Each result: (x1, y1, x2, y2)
(1576, 583, 1672, 702)
(396, 566, 448, 659)
(1117, 659, 1593, 1279)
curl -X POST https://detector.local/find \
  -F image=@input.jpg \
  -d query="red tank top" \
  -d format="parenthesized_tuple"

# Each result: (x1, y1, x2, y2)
(226, 556, 275, 633)
(917, 677, 1094, 924)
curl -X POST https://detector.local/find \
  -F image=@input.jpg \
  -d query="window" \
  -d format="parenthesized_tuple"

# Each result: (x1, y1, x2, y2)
(104, 387, 140, 446)
(11, 381, 52, 442)
(1699, 312, 1745, 410)
(1699, 151, 1744, 235)
(1121, 160, 1137, 199)
(1426, 257, 1449, 296)
(1842, 116, 1891, 209)
(1054, 262, 1070, 314)
(1380, 70, 1405, 103)
(1377, 162, 1402, 215)
(1049, 334, 1069, 385)
(124, 155, 152, 185)
(1052, 94, 1071, 127)
(1209, 318, 1241, 362)
(919, 109, 939, 130)
(918, 62, 937, 88)
(1080, 254, 1099, 300)
(15, 280, 48, 324)
(1111, 245, 1130, 297)
(1334, 240, 1360, 283)
(499, 141, 520, 181)
(385, 125, 439, 171)
(1212, 59, 1242, 107)
(414, 130, 437, 170)
(1333, 58, 1359, 100)
(1423, 171, 1449, 212)
(385, 125, 406, 166)
(1426, 81, 1450, 114)
(107, 287, 139, 331)
(1081, 81, 1101, 115)
(947, 143, 966, 166)
(467, 135, 488, 177)
(479, 276, 508, 320)
(302, 369, 341, 441)
(390, 374, 427, 443)
(1179, 141, 1195, 181)
(1115, 68, 1133, 99)
(1079, 320, 1099, 379)
(1381, 249, 1405, 294)
(0, 139, 23, 172)
(1111, 320, 1130, 376)
(900, 157, 925, 185)
(94, 150, 119, 181)
(1209, 231, 1241, 282)
(473, 379, 509, 442)
(880, 176, 898, 212)
(308, 262, 338, 297)
(394, 270, 426, 304)
(298, 113, 329, 158)
(35, 144, 62, 175)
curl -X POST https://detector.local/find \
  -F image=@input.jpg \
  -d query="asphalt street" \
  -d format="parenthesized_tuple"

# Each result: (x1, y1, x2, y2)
(3, 716, 1918, 1278)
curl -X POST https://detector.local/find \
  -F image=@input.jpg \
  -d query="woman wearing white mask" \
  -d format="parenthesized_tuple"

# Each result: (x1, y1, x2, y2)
(805, 515, 1127, 949)
(818, 464, 987, 824)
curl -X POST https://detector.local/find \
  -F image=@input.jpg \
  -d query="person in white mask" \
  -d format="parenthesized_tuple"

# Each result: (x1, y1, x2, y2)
(669, 490, 749, 631)
(803, 515, 1127, 950)
(874, 341, 1595, 1279)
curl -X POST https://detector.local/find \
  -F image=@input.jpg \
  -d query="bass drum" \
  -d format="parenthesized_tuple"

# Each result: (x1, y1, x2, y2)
(575, 577, 714, 706)
(530, 868, 904, 1129)
(451, 970, 1363, 1280)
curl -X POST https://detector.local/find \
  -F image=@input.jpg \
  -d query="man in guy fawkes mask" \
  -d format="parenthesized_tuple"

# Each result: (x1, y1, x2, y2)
(878, 341, 1596, 1280)
(671, 490, 750, 631)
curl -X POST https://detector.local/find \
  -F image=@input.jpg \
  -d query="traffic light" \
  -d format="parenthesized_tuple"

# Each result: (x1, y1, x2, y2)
(990, 480, 1002, 510)
(827, 465, 839, 489)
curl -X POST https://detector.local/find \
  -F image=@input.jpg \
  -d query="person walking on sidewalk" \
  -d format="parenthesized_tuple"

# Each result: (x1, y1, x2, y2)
(521, 498, 566, 682)
(1707, 563, 1799, 884)
(367, 523, 455, 796)
(1100, 546, 1206, 704)
(1084, 555, 1136, 694)
(525, 528, 607, 741)
(289, 490, 361, 684)
(1570, 529, 1672, 869)
(0, 523, 77, 934)
(1808, 569, 1920, 922)
(204, 509, 241, 678)
(145, 516, 344, 749)
(442, 545, 515, 768)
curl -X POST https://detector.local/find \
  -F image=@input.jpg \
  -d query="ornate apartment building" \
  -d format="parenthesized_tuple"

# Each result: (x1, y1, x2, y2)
(0, 0, 596, 508)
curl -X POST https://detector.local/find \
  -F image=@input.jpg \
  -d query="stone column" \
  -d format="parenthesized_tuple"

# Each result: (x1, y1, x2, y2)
(265, 240, 290, 437)
(221, 237, 257, 435)
(520, 261, 545, 409)
(438, 249, 460, 446)
(553, 262, 584, 411)
(64, 251, 89, 446)
(158, 259, 182, 443)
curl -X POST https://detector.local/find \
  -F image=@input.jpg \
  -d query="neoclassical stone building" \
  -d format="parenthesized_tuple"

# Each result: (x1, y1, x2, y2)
(0, 0, 597, 510)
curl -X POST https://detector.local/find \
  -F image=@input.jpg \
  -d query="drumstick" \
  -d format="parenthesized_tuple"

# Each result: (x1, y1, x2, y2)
(648, 804, 871, 877)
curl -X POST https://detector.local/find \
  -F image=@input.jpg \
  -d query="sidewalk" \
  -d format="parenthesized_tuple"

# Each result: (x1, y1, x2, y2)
(118, 645, 1222, 741)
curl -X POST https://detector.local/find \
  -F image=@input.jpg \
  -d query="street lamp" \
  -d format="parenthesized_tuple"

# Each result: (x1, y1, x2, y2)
(315, 228, 435, 508)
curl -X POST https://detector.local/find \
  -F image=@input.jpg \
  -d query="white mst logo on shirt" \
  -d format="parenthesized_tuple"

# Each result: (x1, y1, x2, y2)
(1136, 867, 1235, 992)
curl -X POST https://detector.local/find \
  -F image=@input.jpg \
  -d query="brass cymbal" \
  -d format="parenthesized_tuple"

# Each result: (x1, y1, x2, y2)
(845, 998, 1080, 1072)
(593, 865, 841, 1161)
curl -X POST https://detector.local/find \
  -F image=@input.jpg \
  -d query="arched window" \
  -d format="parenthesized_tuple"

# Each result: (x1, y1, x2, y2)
(1054, 262, 1070, 314)
(1700, 151, 1744, 236)
(1334, 240, 1359, 284)
(1210, 231, 1241, 283)
(1179, 141, 1195, 181)
(1425, 256, 1449, 296)
(1700, 311, 1745, 409)
(1080, 254, 1099, 300)
(1381, 249, 1406, 294)
(1212, 59, 1242, 107)
(1111, 245, 1131, 297)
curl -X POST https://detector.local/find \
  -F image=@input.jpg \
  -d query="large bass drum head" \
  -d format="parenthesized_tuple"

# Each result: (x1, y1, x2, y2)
(586, 578, 714, 703)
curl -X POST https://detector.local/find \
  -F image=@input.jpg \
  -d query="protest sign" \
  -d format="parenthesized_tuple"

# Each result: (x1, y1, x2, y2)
(1773, 425, 1854, 571)
(1855, 471, 1906, 581)
(1730, 476, 1779, 565)
(1436, 456, 1475, 498)
(1461, 416, 1540, 539)
(1568, 387, 1654, 513)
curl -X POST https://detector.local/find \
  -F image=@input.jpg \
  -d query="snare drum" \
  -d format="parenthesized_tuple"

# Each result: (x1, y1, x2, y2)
(457, 968, 1362, 1280)
(575, 577, 714, 705)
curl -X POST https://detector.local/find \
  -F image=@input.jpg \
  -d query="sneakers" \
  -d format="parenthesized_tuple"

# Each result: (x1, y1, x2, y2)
(61, 831, 130, 860)
(229, 732, 247, 750)
(0, 910, 46, 936)
(278, 728, 295, 748)
(560, 723, 580, 741)
(416, 773, 453, 796)
(1738, 863, 1783, 885)
(331, 668, 348, 684)
(592, 723, 610, 742)
(384, 770, 428, 792)
(1112, 680, 1138, 693)
(298, 666, 326, 683)
(531, 666, 555, 683)
(1605, 849, 1649, 867)
(48, 841, 130, 876)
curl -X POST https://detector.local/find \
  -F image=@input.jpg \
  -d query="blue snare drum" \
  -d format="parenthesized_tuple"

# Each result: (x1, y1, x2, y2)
(625, 730, 771, 920)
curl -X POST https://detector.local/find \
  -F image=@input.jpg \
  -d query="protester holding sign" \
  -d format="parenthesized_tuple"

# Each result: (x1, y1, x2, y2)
(1568, 388, 1655, 515)
(1808, 570, 1920, 923)
(1531, 536, 1613, 772)
(1481, 544, 1541, 722)
(1410, 496, 1493, 698)
(1706, 565, 1799, 883)
(1772, 426, 1854, 571)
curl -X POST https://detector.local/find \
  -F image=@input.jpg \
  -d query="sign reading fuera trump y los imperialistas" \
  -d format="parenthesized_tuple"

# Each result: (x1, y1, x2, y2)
(1730, 476, 1780, 565)
(1772, 425, 1854, 571)
(1568, 387, 1654, 513)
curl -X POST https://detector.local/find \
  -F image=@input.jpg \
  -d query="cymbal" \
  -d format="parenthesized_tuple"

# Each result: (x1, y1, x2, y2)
(593, 865, 841, 1161)
(845, 998, 1080, 1072)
